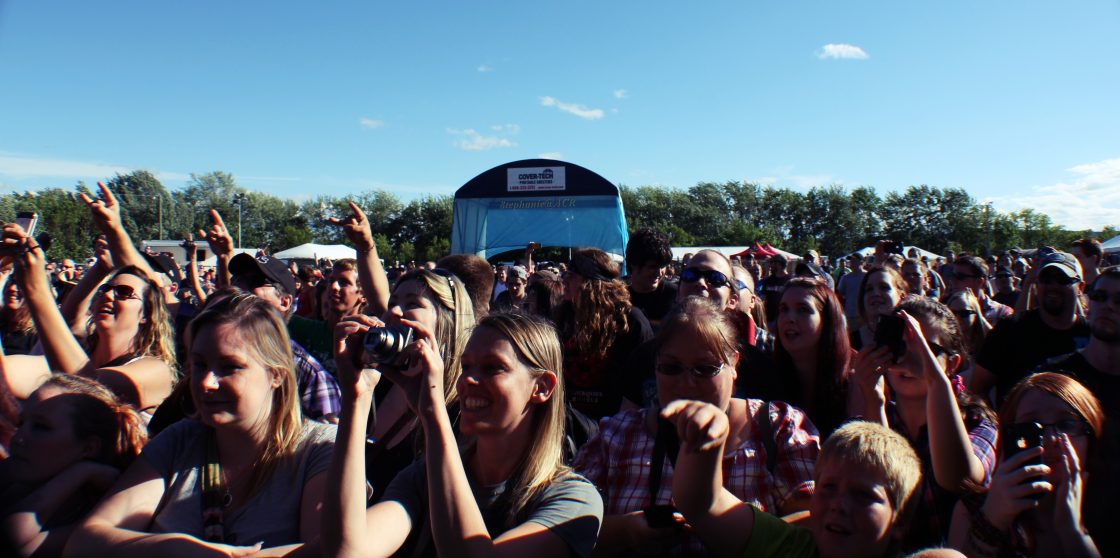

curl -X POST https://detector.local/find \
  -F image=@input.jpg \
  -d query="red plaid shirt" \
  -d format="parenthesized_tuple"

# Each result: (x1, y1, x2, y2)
(573, 401, 819, 556)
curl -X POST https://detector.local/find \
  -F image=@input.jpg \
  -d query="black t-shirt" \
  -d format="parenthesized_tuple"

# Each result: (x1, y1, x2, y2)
(1037, 351, 1120, 557)
(563, 306, 653, 420)
(975, 310, 1090, 404)
(627, 281, 678, 330)
(757, 275, 789, 326)
(992, 290, 1020, 308)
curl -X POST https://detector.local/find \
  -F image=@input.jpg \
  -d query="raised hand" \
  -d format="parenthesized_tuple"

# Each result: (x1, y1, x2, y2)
(1050, 433, 1086, 534)
(199, 209, 234, 257)
(851, 344, 893, 404)
(79, 182, 124, 235)
(980, 446, 1051, 531)
(660, 399, 729, 453)
(327, 201, 374, 252)
(93, 235, 114, 270)
(182, 232, 198, 260)
(898, 310, 949, 385)
(377, 318, 444, 416)
(333, 314, 386, 399)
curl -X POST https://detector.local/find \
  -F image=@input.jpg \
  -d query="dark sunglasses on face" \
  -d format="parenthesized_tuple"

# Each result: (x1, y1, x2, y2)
(656, 360, 725, 378)
(1087, 289, 1120, 305)
(680, 267, 731, 288)
(952, 272, 981, 281)
(97, 284, 141, 300)
(1008, 419, 1092, 438)
(1037, 273, 1076, 286)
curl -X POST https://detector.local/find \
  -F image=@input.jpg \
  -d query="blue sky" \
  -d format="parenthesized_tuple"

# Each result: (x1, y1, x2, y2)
(1, 1, 1117, 230)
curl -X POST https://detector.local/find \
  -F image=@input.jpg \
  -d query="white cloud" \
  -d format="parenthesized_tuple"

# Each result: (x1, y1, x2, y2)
(477, 64, 494, 72)
(537, 152, 564, 160)
(613, 89, 628, 99)
(490, 124, 520, 134)
(0, 151, 190, 182)
(816, 43, 869, 60)
(358, 117, 385, 129)
(990, 157, 1120, 230)
(539, 96, 605, 120)
(446, 128, 516, 151)
(750, 165, 834, 190)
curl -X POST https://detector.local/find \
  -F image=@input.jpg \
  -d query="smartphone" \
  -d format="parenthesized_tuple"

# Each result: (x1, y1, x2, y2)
(1002, 421, 1045, 499)
(15, 211, 38, 238)
(874, 314, 907, 362)
(643, 504, 682, 529)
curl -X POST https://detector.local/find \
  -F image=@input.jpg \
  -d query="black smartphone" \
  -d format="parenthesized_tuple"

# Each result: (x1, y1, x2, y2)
(875, 314, 907, 362)
(643, 504, 682, 529)
(1002, 421, 1045, 499)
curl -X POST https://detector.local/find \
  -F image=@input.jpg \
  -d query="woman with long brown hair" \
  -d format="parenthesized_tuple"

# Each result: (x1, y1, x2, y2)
(556, 248, 652, 419)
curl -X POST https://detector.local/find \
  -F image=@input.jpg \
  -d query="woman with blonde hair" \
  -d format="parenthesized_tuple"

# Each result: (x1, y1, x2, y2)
(324, 311, 603, 557)
(65, 293, 336, 556)
(0, 225, 176, 412)
(359, 267, 475, 500)
(557, 248, 652, 419)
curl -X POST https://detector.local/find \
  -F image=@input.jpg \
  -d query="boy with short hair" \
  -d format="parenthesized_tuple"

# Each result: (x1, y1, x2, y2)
(664, 401, 923, 558)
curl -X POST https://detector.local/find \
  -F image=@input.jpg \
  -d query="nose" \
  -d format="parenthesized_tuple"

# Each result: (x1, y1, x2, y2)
(199, 370, 220, 391)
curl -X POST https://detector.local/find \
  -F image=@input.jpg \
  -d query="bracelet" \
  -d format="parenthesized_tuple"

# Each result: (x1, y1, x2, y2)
(969, 507, 1007, 549)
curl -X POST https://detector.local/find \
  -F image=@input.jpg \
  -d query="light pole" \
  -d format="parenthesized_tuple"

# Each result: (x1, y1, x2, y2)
(234, 193, 247, 249)
(152, 195, 163, 240)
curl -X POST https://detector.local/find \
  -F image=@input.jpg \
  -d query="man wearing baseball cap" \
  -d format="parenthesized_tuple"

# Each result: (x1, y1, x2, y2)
(970, 249, 1091, 405)
(230, 253, 342, 422)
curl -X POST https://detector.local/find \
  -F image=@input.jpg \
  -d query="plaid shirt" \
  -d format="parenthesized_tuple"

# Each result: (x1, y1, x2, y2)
(291, 340, 342, 422)
(886, 401, 998, 550)
(573, 402, 819, 557)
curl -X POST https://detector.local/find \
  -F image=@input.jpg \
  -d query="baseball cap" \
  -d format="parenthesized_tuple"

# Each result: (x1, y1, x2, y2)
(230, 253, 297, 295)
(1038, 250, 1083, 282)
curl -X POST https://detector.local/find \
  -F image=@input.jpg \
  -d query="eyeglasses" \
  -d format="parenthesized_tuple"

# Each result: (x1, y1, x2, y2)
(735, 279, 750, 291)
(952, 309, 976, 320)
(1087, 289, 1120, 305)
(952, 272, 981, 281)
(680, 267, 732, 288)
(96, 284, 141, 301)
(927, 340, 953, 358)
(1008, 420, 1093, 438)
(656, 360, 725, 378)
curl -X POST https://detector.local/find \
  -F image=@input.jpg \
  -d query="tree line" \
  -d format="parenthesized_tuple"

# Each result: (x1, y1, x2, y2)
(1, 171, 1113, 262)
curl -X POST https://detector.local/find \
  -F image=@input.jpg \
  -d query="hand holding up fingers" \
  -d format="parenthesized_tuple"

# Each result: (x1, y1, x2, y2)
(200, 209, 234, 257)
(78, 182, 123, 235)
(660, 399, 729, 453)
(1050, 433, 1086, 534)
(327, 201, 374, 252)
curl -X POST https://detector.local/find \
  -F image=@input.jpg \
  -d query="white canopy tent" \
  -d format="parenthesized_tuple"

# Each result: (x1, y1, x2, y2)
(848, 245, 943, 261)
(273, 243, 357, 262)
(1102, 235, 1120, 254)
(670, 246, 750, 261)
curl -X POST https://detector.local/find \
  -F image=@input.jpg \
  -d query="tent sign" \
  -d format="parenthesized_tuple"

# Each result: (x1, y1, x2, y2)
(507, 167, 566, 192)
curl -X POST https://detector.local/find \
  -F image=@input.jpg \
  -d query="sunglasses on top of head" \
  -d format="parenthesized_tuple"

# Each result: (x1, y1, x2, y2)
(680, 267, 732, 288)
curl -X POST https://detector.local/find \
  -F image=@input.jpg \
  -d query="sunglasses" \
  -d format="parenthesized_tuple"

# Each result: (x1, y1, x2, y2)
(96, 284, 141, 301)
(927, 340, 952, 358)
(1087, 289, 1120, 305)
(656, 360, 725, 378)
(952, 272, 982, 281)
(1008, 419, 1092, 438)
(680, 267, 732, 288)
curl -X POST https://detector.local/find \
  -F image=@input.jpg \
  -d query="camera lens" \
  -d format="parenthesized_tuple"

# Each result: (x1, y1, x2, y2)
(363, 326, 414, 364)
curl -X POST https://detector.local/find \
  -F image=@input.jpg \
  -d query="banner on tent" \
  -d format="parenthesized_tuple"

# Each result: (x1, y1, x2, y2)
(507, 166, 566, 192)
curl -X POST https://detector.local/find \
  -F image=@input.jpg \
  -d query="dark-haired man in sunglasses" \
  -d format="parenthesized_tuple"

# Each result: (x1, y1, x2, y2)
(970, 250, 1090, 406)
(951, 255, 1013, 326)
(757, 254, 789, 330)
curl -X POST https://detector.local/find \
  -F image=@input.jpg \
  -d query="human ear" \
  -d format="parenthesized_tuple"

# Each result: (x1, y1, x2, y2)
(532, 370, 558, 403)
(944, 353, 963, 376)
(730, 351, 740, 381)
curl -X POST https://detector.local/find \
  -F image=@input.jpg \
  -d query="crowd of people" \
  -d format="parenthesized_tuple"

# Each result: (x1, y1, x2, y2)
(0, 182, 1117, 558)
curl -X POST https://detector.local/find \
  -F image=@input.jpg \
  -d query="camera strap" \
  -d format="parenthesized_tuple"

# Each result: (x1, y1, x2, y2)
(648, 416, 680, 505)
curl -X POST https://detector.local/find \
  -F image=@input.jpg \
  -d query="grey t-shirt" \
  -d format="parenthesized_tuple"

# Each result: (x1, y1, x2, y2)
(383, 460, 604, 558)
(142, 419, 336, 547)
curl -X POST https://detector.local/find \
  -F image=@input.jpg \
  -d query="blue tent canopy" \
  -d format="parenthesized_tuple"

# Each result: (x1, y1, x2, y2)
(451, 159, 628, 261)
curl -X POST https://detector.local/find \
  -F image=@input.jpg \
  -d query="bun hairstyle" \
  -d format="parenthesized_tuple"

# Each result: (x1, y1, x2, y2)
(40, 374, 147, 470)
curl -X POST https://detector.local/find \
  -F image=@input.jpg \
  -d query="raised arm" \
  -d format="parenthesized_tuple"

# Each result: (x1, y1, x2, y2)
(199, 209, 233, 289)
(4, 225, 92, 375)
(321, 314, 412, 558)
(662, 400, 754, 558)
(329, 202, 389, 317)
(79, 183, 156, 278)
(60, 236, 113, 337)
(182, 234, 207, 306)
(901, 311, 987, 491)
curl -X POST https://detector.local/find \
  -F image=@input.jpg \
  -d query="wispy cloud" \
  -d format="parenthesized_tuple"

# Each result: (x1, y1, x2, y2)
(816, 43, 869, 60)
(490, 124, 520, 134)
(539, 96, 605, 120)
(537, 152, 564, 160)
(990, 157, 1120, 230)
(750, 165, 834, 190)
(477, 64, 494, 73)
(613, 89, 628, 99)
(446, 128, 516, 151)
(358, 117, 385, 129)
(0, 151, 190, 183)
